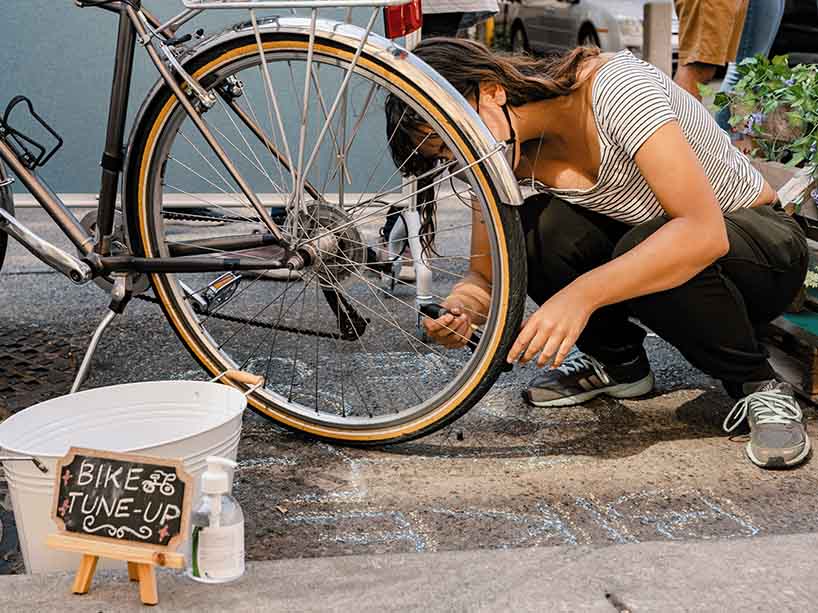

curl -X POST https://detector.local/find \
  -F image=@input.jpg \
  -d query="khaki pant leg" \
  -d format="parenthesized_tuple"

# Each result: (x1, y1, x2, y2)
(674, 0, 749, 66)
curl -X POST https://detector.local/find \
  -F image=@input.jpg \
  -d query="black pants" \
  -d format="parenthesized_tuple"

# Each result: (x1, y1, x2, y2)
(519, 195, 809, 397)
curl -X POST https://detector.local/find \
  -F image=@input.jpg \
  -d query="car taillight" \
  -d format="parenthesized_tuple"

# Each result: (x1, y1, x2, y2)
(383, 0, 423, 39)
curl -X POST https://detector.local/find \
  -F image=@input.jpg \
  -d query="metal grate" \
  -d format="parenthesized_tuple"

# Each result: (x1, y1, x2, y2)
(0, 326, 79, 414)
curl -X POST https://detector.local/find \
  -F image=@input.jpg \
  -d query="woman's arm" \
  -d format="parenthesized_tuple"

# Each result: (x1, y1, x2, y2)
(508, 120, 730, 366)
(424, 201, 493, 347)
(572, 120, 729, 305)
(450, 203, 493, 321)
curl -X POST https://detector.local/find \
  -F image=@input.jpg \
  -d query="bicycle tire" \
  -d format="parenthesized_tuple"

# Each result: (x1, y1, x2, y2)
(0, 160, 14, 275)
(125, 29, 526, 445)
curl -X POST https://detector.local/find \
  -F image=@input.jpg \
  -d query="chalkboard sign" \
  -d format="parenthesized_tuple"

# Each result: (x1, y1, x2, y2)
(52, 448, 193, 550)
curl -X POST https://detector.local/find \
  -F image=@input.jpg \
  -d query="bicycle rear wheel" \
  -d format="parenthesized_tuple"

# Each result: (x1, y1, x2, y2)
(127, 27, 526, 445)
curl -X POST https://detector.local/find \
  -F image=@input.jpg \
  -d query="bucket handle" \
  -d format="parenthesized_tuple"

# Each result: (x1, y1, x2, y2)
(211, 369, 265, 397)
(0, 456, 49, 474)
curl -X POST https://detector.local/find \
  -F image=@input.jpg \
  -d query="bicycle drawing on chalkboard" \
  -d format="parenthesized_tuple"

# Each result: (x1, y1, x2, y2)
(0, 0, 526, 445)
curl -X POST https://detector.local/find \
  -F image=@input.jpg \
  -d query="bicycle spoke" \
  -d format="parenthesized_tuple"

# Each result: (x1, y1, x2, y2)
(298, 8, 379, 193)
(175, 132, 254, 204)
(309, 64, 352, 186)
(318, 262, 437, 407)
(217, 270, 318, 351)
(290, 9, 319, 243)
(163, 184, 255, 218)
(251, 9, 296, 195)
(166, 156, 255, 220)
(215, 99, 282, 192)
(237, 84, 295, 201)
(299, 153, 492, 250)
(323, 81, 377, 191)
(315, 263, 405, 416)
(287, 274, 311, 402)
(262, 267, 292, 392)
(314, 244, 475, 347)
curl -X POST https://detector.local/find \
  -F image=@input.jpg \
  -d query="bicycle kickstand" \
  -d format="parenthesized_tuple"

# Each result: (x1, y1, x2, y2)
(70, 273, 134, 393)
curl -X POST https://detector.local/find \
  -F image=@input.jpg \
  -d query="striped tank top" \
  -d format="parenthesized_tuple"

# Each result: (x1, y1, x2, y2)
(540, 50, 765, 225)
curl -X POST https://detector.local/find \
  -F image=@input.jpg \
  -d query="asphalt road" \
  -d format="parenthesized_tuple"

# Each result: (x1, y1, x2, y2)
(1, 206, 816, 571)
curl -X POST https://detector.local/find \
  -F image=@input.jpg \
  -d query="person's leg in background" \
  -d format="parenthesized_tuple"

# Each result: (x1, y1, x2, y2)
(612, 206, 810, 468)
(716, 0, 786, 132)
(421, 12, 465, 38)
(422, 9, 498, 39)
(674, 0, 749, 100)
(519, 195, 654, 408)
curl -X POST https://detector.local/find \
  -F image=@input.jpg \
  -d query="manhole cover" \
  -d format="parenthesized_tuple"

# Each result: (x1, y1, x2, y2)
(0, 326, 79, 413)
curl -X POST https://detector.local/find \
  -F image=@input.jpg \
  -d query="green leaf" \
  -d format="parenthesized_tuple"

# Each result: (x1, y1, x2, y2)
(713, 92, 730, 109)
(697, 83, 714, 99)
(772, 54, 789, 66)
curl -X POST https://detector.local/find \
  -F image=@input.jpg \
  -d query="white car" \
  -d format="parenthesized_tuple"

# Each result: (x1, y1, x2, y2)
(501, 0, 678, 60)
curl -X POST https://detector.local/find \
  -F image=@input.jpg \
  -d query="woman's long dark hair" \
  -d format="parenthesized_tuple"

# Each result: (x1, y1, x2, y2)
(385, 37, 600, 176)
(384, 38, 598, 256)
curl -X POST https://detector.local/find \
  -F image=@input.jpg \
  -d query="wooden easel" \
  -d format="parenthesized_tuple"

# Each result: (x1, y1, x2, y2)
(46, 533, 185, 606)
(47, 448, 193, 607)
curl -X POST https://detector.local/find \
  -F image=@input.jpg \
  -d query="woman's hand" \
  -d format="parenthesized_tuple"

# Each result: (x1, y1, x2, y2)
(423, 296, 474, 349)
(507, 286, 595, 368)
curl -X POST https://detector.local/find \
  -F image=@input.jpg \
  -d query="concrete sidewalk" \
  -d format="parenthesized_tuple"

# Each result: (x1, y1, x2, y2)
(1, 533, 814, 612)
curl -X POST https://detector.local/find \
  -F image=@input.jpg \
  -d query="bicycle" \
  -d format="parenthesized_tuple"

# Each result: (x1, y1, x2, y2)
(0, 0, 526, 445)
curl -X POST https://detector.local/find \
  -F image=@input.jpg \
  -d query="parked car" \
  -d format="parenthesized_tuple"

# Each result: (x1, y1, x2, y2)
(502, 0, 678, 60)
(770, 0, 818, 65)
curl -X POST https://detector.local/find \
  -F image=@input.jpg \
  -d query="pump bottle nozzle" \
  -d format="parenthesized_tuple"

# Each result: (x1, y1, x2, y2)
(202, 456, 237, 495)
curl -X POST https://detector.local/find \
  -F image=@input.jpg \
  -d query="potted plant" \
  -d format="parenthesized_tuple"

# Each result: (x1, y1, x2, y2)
(706, 55, 818, 308)
(709, 55, 817, 172)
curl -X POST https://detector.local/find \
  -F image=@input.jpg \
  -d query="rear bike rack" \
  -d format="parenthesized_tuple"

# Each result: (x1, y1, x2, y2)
(0, 96, 64, 170)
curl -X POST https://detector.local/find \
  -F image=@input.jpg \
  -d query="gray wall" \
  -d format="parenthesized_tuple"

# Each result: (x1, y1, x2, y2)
(0, 3, 392, 195)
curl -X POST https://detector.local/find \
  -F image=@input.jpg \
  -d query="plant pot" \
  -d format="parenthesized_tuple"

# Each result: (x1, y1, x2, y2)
(729, 102, 804, 142)
(750, 160, 800, 191)
(761, 104, 804, 142)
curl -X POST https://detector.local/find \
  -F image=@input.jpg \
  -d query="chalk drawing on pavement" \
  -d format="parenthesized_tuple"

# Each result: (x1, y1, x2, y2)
(284, 510, 429, 552)
(574, 490, 760, 544)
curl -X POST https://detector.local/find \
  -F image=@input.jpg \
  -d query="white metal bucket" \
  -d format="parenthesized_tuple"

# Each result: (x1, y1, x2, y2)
(0, 380, 247, 574)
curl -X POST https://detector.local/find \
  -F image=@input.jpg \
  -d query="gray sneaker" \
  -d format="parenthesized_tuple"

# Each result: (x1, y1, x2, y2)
(524, 352, 655, 408)
(723, 381, 812, 469)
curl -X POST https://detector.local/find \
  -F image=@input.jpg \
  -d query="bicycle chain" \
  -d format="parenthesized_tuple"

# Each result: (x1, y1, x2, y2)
(134, 292, 346, 340)
(143, 211, 366, 340)
(161, 211, 259, 224)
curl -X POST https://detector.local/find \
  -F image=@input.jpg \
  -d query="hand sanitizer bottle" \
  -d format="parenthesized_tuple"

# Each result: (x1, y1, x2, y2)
(187, 456, 245, 583)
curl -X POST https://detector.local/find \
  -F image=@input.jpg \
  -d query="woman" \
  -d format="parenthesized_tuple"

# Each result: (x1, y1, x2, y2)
(386, 39, 810, 469)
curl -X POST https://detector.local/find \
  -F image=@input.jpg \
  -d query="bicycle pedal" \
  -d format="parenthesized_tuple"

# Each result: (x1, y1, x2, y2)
(190, 272, 241, 315)
(0, 96, 63, 170)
